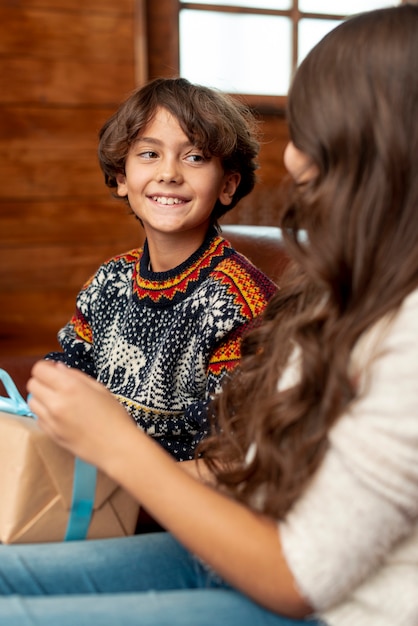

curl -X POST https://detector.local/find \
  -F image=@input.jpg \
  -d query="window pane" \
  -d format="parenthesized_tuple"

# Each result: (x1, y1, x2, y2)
(180, 0, 291, 9)
(180, 11, 291, 95)
(299, 0, 399, 15)
(298, 18, 341, 65)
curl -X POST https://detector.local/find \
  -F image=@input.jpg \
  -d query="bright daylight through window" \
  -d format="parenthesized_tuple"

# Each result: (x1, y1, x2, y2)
(179, 1, 401, 97)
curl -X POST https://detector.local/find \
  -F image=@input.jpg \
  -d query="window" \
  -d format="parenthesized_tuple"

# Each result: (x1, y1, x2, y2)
(179, 1, 401, 111)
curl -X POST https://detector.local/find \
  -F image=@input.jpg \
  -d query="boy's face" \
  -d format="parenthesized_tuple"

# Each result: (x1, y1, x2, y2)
(116, 107, 240, 267)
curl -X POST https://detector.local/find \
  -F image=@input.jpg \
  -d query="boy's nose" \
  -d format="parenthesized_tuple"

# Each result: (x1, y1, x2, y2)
(157, 157, 183, 184)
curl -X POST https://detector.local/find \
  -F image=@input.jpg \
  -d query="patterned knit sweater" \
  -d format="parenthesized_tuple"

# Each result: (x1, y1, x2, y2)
(46, 228, 277, 461)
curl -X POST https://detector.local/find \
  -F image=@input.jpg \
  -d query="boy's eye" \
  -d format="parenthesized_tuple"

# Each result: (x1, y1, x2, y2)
(185, 153, 206, 163)
(139, 150, 158, 159)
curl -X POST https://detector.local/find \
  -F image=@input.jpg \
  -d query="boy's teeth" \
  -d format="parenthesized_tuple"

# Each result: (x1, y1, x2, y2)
(153, 196, 182, 205)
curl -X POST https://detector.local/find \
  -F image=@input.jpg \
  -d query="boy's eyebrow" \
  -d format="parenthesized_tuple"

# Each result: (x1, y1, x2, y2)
(135, 136, 161, 144)
(134, 136, 197, 149)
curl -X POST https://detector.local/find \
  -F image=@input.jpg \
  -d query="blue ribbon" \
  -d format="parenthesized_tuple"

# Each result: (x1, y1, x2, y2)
(0, 369, 35, 417)
(64, 457, 97, 541)
(0, 368, 97, 542)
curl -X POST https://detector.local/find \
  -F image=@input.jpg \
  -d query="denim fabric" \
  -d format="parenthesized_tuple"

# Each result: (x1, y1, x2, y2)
(0, 532, 323, 626)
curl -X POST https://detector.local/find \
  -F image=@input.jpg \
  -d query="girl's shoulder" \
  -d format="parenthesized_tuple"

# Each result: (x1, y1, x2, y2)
(351, 286, 418, 376)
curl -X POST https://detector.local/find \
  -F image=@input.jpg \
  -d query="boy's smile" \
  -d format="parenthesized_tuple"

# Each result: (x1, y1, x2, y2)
(116, 107, 240, 271)
(149, 195, 187, 205)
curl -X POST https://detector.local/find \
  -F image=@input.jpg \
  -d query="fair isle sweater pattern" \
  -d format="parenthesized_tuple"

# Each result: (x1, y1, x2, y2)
(46, 229, 277, 460)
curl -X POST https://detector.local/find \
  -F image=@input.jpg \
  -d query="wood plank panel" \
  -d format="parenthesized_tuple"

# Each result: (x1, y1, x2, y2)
(0, 107, 114, 198)
(257, 115, 290, 182)
(0, 290, 76, 327)
(2, 0, 134, 13)
(0, 243, 142, 291)
(1, 200, 142, 248)
(0, 148, 106, 199)
(0, 7, 134, 61)
(0, 106, 115, 140)
(0, 59, 135, 105)
(146, 0, 179, 79)
(0, 291, 77, 357)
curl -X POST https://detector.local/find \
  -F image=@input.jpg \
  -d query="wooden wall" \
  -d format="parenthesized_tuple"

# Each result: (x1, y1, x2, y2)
(0, 0, 146, 357)
(0, 0, 289, 360)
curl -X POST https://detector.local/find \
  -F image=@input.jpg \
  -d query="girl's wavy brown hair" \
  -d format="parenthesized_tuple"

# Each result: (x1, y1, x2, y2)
(199, 5, 418, 519)
(98, 77, 260, 222)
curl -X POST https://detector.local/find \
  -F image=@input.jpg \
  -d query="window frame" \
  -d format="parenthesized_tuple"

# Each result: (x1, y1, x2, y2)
(145, 1, 406, 116)
(178, 1, 349, 115)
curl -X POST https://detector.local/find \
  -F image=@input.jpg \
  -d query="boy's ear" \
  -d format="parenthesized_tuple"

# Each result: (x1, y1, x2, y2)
(116, 173, 128, 197)
(219, 172, 241, 206)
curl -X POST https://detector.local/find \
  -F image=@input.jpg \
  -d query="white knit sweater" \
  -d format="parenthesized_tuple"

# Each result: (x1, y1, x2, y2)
(279, 288, 418, 626)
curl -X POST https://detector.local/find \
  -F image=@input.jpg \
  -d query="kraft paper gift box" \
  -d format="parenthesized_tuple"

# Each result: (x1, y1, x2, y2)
(0, 411, 139, 544)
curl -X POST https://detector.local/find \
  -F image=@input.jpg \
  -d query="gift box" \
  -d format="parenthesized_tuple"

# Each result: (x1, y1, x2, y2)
(0, 369, 139, 544)
(0, 411, 139, 544)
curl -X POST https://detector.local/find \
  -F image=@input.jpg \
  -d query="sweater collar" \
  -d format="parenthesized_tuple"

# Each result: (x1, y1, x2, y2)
(133, 227, 234, 306)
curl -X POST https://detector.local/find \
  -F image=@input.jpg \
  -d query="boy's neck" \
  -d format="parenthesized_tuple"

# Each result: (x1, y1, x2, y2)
(145, 227, 214, 272)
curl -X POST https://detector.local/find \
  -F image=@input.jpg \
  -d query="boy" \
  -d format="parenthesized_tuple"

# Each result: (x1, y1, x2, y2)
(46, 77, 276, 460)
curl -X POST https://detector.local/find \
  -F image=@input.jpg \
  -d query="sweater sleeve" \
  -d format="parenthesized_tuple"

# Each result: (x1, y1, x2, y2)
(45, 267, 105, 378)
(188, 255, 277, 446)
(279, 289, 418, 611)
(207, 252, 277, 379)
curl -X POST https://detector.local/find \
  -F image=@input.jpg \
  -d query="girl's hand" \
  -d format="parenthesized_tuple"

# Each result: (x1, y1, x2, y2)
(27, 360, 137, 469)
